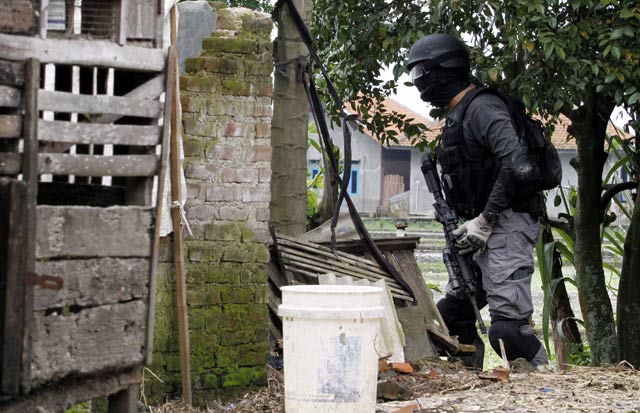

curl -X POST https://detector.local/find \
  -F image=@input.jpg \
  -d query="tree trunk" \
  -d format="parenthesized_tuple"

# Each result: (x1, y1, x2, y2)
(269, 0, 311, 236)
(542, 227, 583, 370)
(571, 96, 620, 365)
(618, 182, 640, 368)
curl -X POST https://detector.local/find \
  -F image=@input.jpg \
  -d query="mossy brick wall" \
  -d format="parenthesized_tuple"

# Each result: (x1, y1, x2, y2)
(147, 7, 273, 406)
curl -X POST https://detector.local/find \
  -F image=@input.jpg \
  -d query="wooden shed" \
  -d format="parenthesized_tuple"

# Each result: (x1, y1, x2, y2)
(0, 1, 174, 411)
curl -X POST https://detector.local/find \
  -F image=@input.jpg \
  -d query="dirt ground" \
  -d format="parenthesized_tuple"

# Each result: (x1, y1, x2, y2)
(150, 361, 640, 413)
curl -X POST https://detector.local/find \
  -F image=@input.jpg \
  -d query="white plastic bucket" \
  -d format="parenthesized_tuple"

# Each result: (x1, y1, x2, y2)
(278, 285, 384, 413)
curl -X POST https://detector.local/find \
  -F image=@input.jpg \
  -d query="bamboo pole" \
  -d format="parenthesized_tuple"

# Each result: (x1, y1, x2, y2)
(169, 5, 192, 406)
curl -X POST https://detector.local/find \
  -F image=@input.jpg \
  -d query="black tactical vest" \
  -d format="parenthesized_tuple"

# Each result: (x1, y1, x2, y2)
(435, 88, 542, 220)
(435, 90, 501, 219)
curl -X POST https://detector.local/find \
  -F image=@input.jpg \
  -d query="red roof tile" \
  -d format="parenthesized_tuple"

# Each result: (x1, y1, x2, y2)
(365, 96, 626, 151)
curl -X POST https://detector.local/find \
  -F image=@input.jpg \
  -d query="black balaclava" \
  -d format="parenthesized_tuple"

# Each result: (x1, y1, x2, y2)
(415, 66, 470, 107)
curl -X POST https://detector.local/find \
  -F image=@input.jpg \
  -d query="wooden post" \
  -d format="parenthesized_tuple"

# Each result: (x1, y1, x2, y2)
(19, 58, 39, 394)
(0, 179, 28, 395)
(169, 6, 192, 405)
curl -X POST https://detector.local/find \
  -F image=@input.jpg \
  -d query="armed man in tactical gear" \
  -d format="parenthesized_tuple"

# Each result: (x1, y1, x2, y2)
(407, 33, 549, 369)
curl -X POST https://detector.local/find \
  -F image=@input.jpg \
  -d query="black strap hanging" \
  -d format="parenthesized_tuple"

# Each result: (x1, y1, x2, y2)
(275, 0, 416, 300)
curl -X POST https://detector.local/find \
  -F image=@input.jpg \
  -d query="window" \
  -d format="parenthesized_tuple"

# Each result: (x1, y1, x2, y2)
(348, 161, 360, 196)
(309, 160, 321, 180)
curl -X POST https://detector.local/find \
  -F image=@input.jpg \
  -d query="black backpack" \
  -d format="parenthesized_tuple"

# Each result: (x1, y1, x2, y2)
(464, 87, 562, 194)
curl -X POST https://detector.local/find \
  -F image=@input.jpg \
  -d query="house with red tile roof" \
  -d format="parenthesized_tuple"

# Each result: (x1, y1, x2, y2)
(307, 96, 630, 219)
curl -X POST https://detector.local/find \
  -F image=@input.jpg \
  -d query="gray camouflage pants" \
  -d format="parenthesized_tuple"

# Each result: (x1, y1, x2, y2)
(474, 208, 540, 321)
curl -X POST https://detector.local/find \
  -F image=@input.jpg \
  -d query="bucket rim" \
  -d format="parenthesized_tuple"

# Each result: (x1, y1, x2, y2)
(280, 285, 383, 294)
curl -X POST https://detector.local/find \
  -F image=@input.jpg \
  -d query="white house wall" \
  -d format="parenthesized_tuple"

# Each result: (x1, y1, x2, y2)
(307, 118, 383, 215)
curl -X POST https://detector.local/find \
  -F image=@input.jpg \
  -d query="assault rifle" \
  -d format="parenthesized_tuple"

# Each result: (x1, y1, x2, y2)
(420, 152, 487, 334)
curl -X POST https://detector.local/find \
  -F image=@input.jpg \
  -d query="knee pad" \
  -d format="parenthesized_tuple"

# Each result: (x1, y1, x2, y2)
(488, 319, 541, 361)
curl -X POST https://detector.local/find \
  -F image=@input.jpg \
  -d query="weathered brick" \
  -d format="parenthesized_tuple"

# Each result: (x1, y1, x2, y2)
(186, 204, 218, 222)
(207, 56, 242, 74)
(183, 138, 208, 158)
(186, 241, 223, 262)
(254, 207, 270, 222)
(253, 80, 273, 97)
(187, 288, 221, 306)
(258, 167, 271, 183)
(205, 146, 235, 161)
(180, 75, 220, 93)
(222, 79, 251, 96)
(181, 94, 206, 114)
(242, 188, 270, 203)
(186, 183, 203, 201)
(220, 285, 254, 304)
(219, 206, 249, 221)
(184, 161, 217, 181)
(205, 187, 241, 202)
(245, 60, 274, 76)
(255, 122, 271, 138)
(222, 121, 251, 137)
(204, 222, 243, 241)
(243, 14, 272, 35)
(203, 36, 257, 54)
(220, 167, 257, 183)
(249, 146, 272, 162)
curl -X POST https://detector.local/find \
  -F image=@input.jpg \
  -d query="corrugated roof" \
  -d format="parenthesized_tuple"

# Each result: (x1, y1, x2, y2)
(367, 96, 626, 151)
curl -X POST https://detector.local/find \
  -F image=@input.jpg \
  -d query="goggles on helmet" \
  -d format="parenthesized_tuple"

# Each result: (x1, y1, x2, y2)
(410, 62, 432, 82)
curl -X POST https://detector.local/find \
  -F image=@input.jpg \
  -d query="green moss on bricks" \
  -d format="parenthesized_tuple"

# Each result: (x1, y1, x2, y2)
(219, 285, 254, 304)
(222, 367, 267, 388)
(184, 139, 209, 158)
(188, 263, 241, 284)
(203, 373, 219, 389)
(203, 37, 257, 54)
(205, 222, 243, 241)
(186, 288, 221, 306)
(221, 79, 250, 96)
(165, 354, 182, 372)
(186, 241, 224, 263)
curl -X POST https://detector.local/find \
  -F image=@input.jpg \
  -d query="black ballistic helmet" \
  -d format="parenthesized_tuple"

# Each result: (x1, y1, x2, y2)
(407, 33, 470, 73)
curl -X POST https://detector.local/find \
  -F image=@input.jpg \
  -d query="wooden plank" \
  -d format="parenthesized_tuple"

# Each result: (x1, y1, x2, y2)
(167, 38, 192, 405)
(0, 60, 25, 86)
(278, 246, 401, 287)
(276, 236, 394, 279)
(0, 367, 142, 413)
(20, 58, 39, 393)
(39, 120, 162, 146)
(126, 0, 156, 39)
(94, 74, 165, 125)
(0, 153, 22, 175)
(39, 153, 158, 177)
(279, 258, 412, 301)
(39, 90, 164, 118)
(35, 206, 154, 259)
(34, 258, 149, 310)
(319, 236, 421, 253)
(117, 0, 129, 45)
(0, 180, 28, 395)
(0, 33, 166, 71)
(30, 300, 146, 385)
(386, 249, 447, 333)
(0, 85, 21, 107)
(0, 114, 21, 138)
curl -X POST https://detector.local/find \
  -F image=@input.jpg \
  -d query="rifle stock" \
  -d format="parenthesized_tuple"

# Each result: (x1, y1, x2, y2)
(421, 153, 487, 334)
